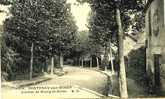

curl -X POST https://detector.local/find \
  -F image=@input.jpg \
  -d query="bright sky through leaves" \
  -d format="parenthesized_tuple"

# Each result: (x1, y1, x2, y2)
(67, 0, 91, 31)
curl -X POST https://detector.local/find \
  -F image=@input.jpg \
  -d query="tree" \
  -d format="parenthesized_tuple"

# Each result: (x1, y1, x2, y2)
(0, 3, 15, 81)
(3, 0, 77, 78)
(4, 0, 55, 79)
(115, 0, 144, 97)
(87, 0, 118, 70)
(46, 0, 77, 70)
(115, 1, 128, 97)
(0, 0, 13, 5)
(87, 0, 144, 98)
(0, 31, 2, 80)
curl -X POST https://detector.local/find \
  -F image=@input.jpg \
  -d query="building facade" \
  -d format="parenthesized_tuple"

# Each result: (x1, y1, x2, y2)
(145, 0, 165, 95)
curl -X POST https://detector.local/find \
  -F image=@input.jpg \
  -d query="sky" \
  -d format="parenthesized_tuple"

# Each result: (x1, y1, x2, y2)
(0, 1, 91, 31)
(67, 0, 91, 31)
(0, 5, 11, 26)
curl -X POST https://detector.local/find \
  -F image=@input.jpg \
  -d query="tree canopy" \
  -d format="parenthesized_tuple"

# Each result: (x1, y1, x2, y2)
(2, 0, 77, 80)
(88, 0, 145, 48)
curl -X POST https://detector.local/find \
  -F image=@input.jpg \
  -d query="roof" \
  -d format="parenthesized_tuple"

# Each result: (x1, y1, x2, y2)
(125, 33, 138, 42)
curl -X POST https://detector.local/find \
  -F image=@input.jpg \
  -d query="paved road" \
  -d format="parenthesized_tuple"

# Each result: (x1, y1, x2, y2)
(2, 66, 110, 99)
(39, 66, 109, 95)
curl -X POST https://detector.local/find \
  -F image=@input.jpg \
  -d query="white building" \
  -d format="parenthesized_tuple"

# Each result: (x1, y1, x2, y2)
(145, 0, 165, 95)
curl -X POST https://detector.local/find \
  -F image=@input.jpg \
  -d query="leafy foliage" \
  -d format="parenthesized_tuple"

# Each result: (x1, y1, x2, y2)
(88, 0, 145, 46)
(2, 0, 77, 80)
(86, 0, 145, 69)
(0, 0, 13, 5)
(45, 0, 78, 56)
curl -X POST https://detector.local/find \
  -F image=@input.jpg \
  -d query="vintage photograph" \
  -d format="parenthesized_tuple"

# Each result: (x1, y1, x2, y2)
(0, 0, 165, 98)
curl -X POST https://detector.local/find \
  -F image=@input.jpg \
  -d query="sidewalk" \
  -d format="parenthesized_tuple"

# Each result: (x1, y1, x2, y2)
(2, 76, 51, 88)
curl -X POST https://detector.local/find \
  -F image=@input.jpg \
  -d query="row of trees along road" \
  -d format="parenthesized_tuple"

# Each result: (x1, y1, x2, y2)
(1, 0, 145, 98)
(1, 0, 77, 80)
(77, 0, 144, 98)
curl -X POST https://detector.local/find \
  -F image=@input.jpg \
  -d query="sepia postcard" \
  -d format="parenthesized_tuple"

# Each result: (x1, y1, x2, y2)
(0, 0, 165, 99)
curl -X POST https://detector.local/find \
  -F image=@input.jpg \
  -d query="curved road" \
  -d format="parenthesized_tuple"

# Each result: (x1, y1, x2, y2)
(2, 66, 110, 99)
(40, 66, 109, 95)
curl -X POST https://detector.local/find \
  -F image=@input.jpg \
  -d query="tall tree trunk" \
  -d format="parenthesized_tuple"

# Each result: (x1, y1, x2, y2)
(90, 57, 92, 68)
(79, 57, 81, 66)
(103, 46, 108, 71)
(46, 58, 49, 73)
(105, 65, 107, 71)
(116, 8, 128, 98)
(100, 54, 104, 70)
(109, 42, 115, 73)
(59, 53, 63, 70)
(0, 41, 1, 81)
(44, 57, 47, 73)
(41, 58, 46, 73)
(42, 65, 44, 73)
(105, 66, 107, 71)
(50, 56, 54, 75)
(30, 43, 34, 80)
(77, 57, 79, 66)
(0, 23, 3, 81)
(96, 57, 99, 69)
(81, 58, 84, 68)
(0, 45, 1, 70)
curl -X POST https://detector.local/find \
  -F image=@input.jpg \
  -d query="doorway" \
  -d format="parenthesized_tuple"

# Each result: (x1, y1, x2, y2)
(154, 54, 161, 88)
